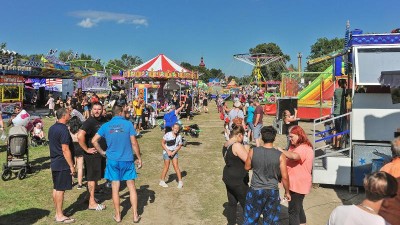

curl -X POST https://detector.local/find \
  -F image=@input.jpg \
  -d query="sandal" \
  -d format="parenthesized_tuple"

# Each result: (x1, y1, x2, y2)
(133, 215, 141, 223)
(112, 215, 121, 223)
(88, 204, 106, 211)
(55, 218, 75, 223)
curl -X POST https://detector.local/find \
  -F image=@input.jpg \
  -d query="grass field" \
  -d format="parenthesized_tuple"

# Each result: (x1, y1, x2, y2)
(0, 105, 363, 225)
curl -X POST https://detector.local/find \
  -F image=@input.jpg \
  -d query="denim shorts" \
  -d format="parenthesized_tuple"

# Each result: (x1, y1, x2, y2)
(163, 150, 178, 160)
(134, 116, 142, 124)
(253, 124, 263, 139)
(104, 159, 137, 181)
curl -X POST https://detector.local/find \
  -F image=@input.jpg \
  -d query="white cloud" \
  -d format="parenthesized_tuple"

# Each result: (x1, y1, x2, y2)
(70, 10, 148, 28)
(78, 18, 96, 28)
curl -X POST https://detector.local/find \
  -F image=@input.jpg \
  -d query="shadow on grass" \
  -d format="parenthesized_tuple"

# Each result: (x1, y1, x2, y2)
(120, 185, 156, 218)
(30, 156, 51, 174)
(186, 141, 201, 146)
(0, 208, 50, 225)
(166, 170, 187, 184)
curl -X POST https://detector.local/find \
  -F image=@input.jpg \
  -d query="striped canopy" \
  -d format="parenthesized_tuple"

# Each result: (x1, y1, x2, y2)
(132, 54, 189, 72)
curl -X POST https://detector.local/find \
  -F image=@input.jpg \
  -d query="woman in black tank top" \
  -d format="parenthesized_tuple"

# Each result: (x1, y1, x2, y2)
(222, 125, 249, 225)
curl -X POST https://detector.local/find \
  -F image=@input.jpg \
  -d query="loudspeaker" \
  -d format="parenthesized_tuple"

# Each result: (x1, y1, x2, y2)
(276, 97, 298, 120)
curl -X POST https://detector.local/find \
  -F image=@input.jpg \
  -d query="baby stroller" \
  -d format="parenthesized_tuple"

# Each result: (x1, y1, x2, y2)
(2, 126, 31, 181)
(180, 124, 201, 147)
(26, 117, 48, 147)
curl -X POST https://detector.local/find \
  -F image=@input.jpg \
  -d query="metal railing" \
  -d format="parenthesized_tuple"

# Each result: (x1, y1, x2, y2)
(312, 112, 352, 163)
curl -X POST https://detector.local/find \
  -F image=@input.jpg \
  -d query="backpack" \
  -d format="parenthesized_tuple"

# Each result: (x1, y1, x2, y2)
(232, 117, 243, 127)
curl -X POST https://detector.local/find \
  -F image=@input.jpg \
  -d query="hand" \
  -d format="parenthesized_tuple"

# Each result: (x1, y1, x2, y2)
(70, 166, 76, 176)
(135, 159, 142, 169)
(284, 192, 291, 202)
(167, 151, 173, 157)
(86, 147, 97, 154)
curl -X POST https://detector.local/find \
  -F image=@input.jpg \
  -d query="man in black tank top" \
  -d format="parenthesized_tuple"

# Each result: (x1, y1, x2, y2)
(243, 126, 291, 225)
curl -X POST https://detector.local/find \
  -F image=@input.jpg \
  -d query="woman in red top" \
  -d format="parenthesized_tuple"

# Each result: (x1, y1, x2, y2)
(279, 125, 314, 225)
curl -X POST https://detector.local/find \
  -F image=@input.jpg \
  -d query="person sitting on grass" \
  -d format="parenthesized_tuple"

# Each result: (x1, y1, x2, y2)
(32, 122, 45, 140)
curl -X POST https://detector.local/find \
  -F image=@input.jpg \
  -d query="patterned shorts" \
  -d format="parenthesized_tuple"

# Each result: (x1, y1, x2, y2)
(243, 188, 281, 225)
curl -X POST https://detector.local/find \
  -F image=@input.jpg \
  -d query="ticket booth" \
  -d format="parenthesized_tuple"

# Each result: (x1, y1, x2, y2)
(0, 75, 24, 114)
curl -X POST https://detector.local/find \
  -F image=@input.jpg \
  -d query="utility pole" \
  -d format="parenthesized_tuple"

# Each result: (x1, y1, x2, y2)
(297, 52, 302, 78)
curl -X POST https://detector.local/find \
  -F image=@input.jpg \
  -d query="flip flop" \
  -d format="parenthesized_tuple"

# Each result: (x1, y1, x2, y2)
(55, 218, 75, 223)
(133, 215, 141, 223)
(112, 215, 121, 223)
(88, 204, 106, 211)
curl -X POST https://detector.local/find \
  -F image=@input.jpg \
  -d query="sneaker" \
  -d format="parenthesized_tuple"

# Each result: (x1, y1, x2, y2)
(105, 181, 112, 189)
(77, 184, 83, 190)
(177, 181, 183, 189)
(159, 180, 168, 188)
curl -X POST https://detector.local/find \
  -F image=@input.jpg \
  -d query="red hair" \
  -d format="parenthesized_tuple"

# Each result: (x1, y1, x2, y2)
(289, 125, 313, 148)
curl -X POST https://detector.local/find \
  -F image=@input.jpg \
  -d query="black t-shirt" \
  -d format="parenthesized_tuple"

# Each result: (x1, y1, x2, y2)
(49, 122, 74, 171)
(80, 116, 107, 157)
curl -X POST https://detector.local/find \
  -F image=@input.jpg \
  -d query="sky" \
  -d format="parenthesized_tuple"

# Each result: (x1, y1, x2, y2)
(1, 0, 400, 77)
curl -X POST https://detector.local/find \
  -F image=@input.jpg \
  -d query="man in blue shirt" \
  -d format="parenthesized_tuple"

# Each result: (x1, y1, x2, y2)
(92, 105, 142, 223)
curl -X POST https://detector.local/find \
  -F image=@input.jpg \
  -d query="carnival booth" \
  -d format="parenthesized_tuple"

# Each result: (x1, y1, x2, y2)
(124, 54, 198, 101)
(0, 75, 25, 113)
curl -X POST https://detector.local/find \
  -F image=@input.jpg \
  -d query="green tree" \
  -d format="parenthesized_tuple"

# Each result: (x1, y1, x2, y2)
(106, 54, 142, 74)
(0, 42, 6, 49)
(306, 37, 345, 72)
(249, 43, 290, 81)
(180, 62, 225, 83)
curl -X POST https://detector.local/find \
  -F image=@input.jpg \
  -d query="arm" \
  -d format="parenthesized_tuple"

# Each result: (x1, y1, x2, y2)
(0, 114, 3, 131)
(232, 143, 248, 162)
(294, 108, 298, 118)
(278, 147, 301, 161)
(92, 134, 105, 157)
(244, 148, 253, 171)
(62, 144, 75, 175)
(253, 113, 260, 126)
(175, 104, 185, 114)
(77, 129, 97, 154)
(279, 153, 291, 201)
(130, 135, 142, 168)
(161, 139, 172, 156)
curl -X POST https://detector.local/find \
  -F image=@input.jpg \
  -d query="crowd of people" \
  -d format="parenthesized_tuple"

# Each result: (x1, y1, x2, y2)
(219, 91, 399, 225)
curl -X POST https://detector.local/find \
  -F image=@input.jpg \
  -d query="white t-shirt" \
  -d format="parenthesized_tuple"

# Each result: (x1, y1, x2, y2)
(327, 205, 390, 225)
(163, 131, 182, 152)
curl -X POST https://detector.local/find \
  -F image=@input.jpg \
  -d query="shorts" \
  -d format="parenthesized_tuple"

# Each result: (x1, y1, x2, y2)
(52, 169, 73, 191)
(247, 123, 254, 131)
(243, 188, 281, 224)
(83, 154, 105, 181)
(104, 159, 137, 181)
(73, 142, 84, 157)
(84, 106, 89, 111)
(163, 150, 179, 160)
(134, 115, 142, 124)
(203, 100, 208, 106)
(253, 124, 262, 139)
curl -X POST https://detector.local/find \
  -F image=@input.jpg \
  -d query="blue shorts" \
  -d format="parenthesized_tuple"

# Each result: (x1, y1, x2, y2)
(104, 159, 137, 181)
(163, 151, 178, 160)
(253, 124, 262, 139)
(244, 188, 281, 225)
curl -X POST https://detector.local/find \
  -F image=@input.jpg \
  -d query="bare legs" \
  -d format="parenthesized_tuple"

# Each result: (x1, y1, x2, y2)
(160, 159, 182, 182)
(53, 189, 68, 221)
(87, 181, 97, 208)
(75, 156, 83, 186)
(112, 180, 139, 222)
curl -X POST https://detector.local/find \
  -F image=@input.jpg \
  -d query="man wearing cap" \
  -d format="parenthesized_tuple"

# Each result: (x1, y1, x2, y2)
(253, 98, 264, 147)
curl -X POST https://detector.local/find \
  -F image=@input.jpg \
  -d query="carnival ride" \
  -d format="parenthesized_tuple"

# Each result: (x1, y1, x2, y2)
(233, 53, 286, 87)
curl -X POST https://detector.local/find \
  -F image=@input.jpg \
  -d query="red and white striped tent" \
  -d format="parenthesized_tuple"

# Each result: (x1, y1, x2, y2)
(124, 54, 198, 80)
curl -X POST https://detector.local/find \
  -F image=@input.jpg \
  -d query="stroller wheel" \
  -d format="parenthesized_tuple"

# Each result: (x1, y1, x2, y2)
(18, 168, 27, 180)
(2, 169, 12, 181)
